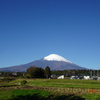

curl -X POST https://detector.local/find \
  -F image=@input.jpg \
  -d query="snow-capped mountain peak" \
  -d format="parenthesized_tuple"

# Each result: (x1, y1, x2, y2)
(43, 54, 72, 63)
(0, 54, 87, 72)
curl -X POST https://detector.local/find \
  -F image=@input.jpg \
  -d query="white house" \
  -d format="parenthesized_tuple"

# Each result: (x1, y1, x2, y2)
(57, 75, 64, 79)
(84, 76, 90, 80)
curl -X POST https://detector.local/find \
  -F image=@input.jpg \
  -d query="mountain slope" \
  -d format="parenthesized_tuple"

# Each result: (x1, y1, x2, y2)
(0, 54, 87, 72)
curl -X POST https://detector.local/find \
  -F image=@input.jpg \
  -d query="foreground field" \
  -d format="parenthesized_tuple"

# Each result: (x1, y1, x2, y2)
(0, 78, 100, 100)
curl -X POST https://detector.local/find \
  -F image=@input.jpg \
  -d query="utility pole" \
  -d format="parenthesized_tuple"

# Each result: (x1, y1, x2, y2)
(90, 70, 92, 78)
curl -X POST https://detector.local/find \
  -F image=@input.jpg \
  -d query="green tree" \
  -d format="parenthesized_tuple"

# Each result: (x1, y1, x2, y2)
(45, 66, 51, 78)
(26, 66, 37, 78)
(36, 68, 45, 78)
(26, 66, 45, 78)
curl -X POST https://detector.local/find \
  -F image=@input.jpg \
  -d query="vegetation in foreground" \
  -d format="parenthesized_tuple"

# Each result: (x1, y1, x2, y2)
(0, 89, 87, 100)
(0, 87, 100, 100)
(0, 78, 100, 100)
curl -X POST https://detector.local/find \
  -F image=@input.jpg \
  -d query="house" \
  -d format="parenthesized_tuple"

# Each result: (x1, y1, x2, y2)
(12, 72, 17, 76)
(57, 75, 64, 79)
(97, 77, 100, 80)
(84, 76, 90, 80)
(51, 75, 57, 79)
(70, 76, 79, 79)
(91, 76, 98, 80)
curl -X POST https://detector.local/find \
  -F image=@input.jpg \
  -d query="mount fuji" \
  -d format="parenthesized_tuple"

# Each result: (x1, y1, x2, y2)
(0, 54, 87, 72)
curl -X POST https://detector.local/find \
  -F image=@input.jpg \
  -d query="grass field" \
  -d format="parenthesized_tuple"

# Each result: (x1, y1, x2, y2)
(0, 78, 100, 100)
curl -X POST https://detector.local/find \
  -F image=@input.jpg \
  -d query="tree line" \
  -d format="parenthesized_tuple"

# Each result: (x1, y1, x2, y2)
(26, 66, 51, 78)
(0, 67, 100, 78)
(52, 69, 100, 77)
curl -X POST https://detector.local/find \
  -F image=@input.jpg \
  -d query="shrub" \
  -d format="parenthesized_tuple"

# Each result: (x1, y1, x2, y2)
(20, 80, 27, 85)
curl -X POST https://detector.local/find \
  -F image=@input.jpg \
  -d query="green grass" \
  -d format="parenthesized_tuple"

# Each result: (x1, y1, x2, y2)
(17, 79, 100, 89)
(0, 89, 50, 100)
(0, 88, 100, 100)
(83, 94, 100, 100)
(1, 78, 100, 100)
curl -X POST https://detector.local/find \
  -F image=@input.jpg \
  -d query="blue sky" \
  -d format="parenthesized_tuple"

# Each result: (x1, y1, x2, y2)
(0, 0, 100, 69)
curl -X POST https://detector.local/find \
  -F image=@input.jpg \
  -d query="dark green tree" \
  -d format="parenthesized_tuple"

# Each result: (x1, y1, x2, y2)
(36, 68, 45, 78)
(45, 66, 51, 78)
(26, 66, 37, 78)
(26, 66, 45, 78)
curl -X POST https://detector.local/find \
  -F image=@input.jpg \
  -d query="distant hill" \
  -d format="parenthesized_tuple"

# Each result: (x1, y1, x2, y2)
(0, 54, 87, 72)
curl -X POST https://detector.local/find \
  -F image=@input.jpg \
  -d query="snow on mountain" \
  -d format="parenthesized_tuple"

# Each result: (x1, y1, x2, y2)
(0, 54, 87, 72)
(43, 54, 72, 63)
